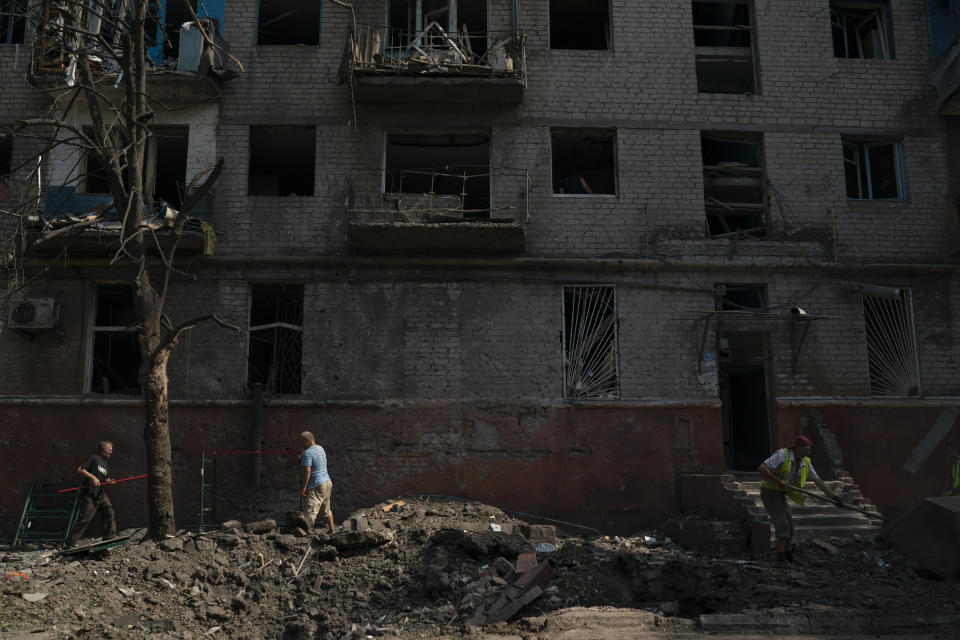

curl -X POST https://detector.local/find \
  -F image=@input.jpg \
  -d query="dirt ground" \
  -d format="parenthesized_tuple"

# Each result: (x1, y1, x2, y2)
(2, 495, 959, 639)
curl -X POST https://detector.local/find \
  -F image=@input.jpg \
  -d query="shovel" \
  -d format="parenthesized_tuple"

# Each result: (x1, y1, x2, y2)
(787, 484, 891, 523)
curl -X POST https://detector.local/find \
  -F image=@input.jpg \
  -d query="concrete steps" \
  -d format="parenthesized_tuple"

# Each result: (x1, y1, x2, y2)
(722, 474, 883, 540)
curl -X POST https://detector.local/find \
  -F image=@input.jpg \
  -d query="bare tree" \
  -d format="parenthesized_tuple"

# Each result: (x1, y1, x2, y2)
(5, 0, 239, 538)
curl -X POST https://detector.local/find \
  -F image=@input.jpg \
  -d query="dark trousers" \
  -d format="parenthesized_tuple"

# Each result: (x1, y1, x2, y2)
(67, 493, 116, 545)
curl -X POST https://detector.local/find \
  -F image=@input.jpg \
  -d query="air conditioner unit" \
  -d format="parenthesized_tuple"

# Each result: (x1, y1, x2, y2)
(8, 298, 60, 330)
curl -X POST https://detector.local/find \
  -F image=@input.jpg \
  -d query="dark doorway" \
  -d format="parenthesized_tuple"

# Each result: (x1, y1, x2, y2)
(719, 332, 771, 470)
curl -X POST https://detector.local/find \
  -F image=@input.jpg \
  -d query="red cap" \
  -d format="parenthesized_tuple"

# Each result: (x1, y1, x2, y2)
(794, 435, 811, 447)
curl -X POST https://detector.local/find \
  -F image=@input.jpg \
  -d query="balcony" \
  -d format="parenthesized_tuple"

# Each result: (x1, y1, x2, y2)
(30, 7, 233, 105)
(930, 0, 960, 115)
(345, 23, 526, 103)
(346, 168, 529, 255)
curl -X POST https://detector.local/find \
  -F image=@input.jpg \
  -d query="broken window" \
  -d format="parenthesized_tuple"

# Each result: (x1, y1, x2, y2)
(385, 132, 491, 217)
(248, 126, 316, 197)
(0, 0, 26, 44)
(550, 0, 609, 50)
(258, 0, 322, 45)
(715, 284, 766, 311)
(831, 2, 893, 59)
(91, 284, 141, 395)
(693, 1, 757, 94)
(863, 290, 920, 396)
(385, 0, 488, 59)
(551, 129, 616, 196)
(248, 284, 303, 395)
(701, 132, 765, 237)
(842, 138, 904, 200)
(82, 127, 189, 208)
(562, 285, 619, 400)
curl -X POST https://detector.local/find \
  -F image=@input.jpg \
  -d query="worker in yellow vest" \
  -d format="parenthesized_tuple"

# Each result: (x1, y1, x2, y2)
(759, 435, 841, 565)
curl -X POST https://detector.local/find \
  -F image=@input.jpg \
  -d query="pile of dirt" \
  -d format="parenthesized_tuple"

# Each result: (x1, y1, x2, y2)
(2, 495, 959, 639)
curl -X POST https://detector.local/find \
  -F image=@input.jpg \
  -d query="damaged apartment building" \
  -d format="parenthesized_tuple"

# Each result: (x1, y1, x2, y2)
(1, 0, 959, 538)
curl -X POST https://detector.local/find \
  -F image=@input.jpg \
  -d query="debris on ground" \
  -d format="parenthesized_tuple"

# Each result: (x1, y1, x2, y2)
(1, 495, 959, 639)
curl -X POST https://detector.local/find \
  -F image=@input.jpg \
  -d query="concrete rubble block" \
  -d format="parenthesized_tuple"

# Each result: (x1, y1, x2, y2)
(195, 537, 216, 553)
(286, 511, 314, 533)
(328, 529, 394, 551)
(220, 520, 242, 530)
(205, 606, 231, 621)
(527, 524, 557, 542)
(313, 544, 339, 561)
(880, 496, 960, 579)
(160, 537, 185, 552)
(244, 519, 277, 534)
(486, 586, 543, 624)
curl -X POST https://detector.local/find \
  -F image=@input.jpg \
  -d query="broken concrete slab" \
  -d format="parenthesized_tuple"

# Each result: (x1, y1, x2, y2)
(880, 496, 960, 578)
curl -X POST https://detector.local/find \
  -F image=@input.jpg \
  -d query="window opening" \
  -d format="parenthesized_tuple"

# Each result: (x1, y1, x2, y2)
(258, 0, 322, 45)
(385, 132, 491, 217)
(91, 284, 141, 395)
(842, 139, 903, 200)
(693, 1, 757, 94)
(550, 0, 609, 50)
(164, 0, 198, 59)
(249, 126, 316, 196)
(863, 290, 920, 396)
(551, 129, 616, 196)
(146, 126, 189, 209)
(701, 132, 765, 237)
(715, 284, 766, 311)
(831, 2, 892, 59)
(248, 284, 303, 395)
(562, 285, 619, 400)
(0, 0, 26, 44)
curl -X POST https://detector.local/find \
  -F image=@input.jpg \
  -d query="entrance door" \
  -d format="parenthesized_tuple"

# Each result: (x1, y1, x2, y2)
(719, 331, 772, 470)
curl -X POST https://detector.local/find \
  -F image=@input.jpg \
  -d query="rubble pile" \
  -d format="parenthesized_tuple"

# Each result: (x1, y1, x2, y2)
(1, 495, 959, 639)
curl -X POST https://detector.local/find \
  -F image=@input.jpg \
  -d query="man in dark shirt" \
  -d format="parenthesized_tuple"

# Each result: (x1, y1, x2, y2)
(65, 440, 117, 548)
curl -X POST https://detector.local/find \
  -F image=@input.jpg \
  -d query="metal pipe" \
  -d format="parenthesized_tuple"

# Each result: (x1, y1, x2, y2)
(513, 0, 519, 35)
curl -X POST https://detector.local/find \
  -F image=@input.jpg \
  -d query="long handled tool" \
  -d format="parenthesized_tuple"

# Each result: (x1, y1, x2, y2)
(57, 473, 149, 493)
(788, 484, 891, 522)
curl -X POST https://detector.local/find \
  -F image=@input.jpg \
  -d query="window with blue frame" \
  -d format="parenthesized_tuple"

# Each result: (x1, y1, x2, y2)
(842, 138, 905, 200)
(258, 0, 322, 45)
(0, 0, 26, 44)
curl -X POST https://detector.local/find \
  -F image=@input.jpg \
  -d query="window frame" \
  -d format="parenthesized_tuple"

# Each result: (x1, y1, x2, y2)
(692, 0, 759, 95)
(561, 284, 621, 401)
(550, 127, 618, 198)
(842, 138, 905, 201)
(0, 0, 27, 45)
(548, 0, 612, 51)
(701, 130, 766, 238)
(246, 283, 305, 395)
(830, 1, 894, 59)
(87, 283, 142, 396)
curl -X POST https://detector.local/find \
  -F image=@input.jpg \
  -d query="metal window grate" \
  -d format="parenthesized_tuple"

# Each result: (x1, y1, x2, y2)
(562, 285, 619, 400)
(863, 291, 920, 396)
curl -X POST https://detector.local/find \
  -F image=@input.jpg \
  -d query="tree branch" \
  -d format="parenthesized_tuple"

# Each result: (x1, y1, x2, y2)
(150, 313, 241, 363)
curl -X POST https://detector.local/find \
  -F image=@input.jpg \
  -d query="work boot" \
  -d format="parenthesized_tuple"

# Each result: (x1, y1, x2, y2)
(775, 551, 787, 566)
(784, 549, 795, 563)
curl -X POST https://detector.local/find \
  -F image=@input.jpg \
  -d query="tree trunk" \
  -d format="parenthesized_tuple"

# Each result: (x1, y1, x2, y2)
(143, 355, 175, 538)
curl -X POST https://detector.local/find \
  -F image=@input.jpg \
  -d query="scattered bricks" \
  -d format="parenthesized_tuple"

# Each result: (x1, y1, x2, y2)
(4, 571, 30, 582)
(485, 586, 543, 624)
(493, 556, 514, 576)
(515, 552, 537, 574)
(380, 500, 405, 512)
(514, 560, 555, 594)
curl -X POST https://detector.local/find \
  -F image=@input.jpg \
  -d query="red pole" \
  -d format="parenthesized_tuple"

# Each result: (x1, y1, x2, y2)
(57, 473, 149, 493)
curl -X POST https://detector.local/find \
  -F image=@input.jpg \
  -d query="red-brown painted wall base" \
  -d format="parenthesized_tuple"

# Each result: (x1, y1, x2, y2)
(0, 402, 723, 539)
(775, 406, 960, 516)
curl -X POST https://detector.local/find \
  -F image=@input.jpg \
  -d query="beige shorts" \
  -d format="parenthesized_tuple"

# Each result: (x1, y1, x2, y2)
(304, 480, 333, 522)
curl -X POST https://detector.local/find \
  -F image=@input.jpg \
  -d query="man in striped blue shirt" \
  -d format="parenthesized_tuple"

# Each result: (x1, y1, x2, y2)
(300, 431, 335, 533)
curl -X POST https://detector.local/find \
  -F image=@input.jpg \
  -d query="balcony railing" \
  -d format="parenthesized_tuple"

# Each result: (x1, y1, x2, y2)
(345, 23, 526, 102)
(345, 168, 530, 254)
